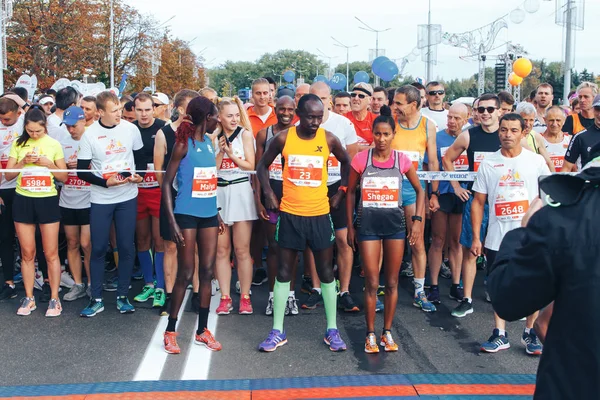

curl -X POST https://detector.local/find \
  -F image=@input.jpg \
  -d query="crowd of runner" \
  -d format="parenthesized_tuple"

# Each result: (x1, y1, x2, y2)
(0, 76, 597, 356)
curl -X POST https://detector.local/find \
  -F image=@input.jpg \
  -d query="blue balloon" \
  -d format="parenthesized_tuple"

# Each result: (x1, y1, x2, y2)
(371, 56, 391, 76)
(283, 70, 295, 83)
(314, 75, 328, 83)
(329, 73, 347, 91)
(377, 60, 399, 82)
(353, 71, 369, 84)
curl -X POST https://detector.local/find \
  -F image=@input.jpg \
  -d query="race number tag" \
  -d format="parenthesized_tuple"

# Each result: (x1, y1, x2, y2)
(361, 176, 400, 208)
(101, 160, 131, 181)
(21, 168, 52, 192)
(269, 154, 283, 181)
(550, 155, 565, 172)
(192, 167, 217, 198)
(219, 148, 244, 173)
(401, 151, 420, 170)
(494, 180, 529, 222)
(64, 172, 91, 191)
(286, 155, 323, 187)
(441, 147, 468, 171)
(327, 154, 340, 177)
(139, 163, 159, 188)
(473, 152, 493, 172)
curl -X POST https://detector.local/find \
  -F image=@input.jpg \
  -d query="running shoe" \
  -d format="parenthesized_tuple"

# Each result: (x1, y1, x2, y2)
(131, 268, 144, 280)
(116, 296, 135, 314)
(302, 289, 322, 310)
(195, 328, 222, 351)
(440, 261, 452, 279)
(235, 280, 252, 295)
(63, 283, 87, 302)
(400, 261, 414, 277)
(364, 333, 379, 354)
(380, 331, 399, 352)
(377, 285, 385, 296)
(521, 330, 543, 355)
(252, 268, 268, 286)
(476, 255, 487, 270)
(134, 285, 155, 302)
(451, 299, 473, 318)
(413, 291, 437, 312)
(16, 297, 36, 316)
(427, 286, 441, 305)
(81, 299, 104, 317)
(480, 329, 510, 353)
(0, 283, 17, 300)
(375, 298, 384, 313)
(39, 282, 51, 303)
(103, 276, 118, 292)
(34, 269, 44, 291)
(300, 275, 312, 294)
(216, 296, 233, 315)
(258, 329, 287, 352)
(45, 298, 62, 317)
(265, 296, 274, 316)
(211, 279, 219, 296)
(13, 272, 22, 284)
(449, 285, 464, 302)
(159, 295, 170, 317)
(286, 295, 299, 316)
(153, 288, 166, 308)
(239, 294, 253, 315)
(163, 331, 180, 354)
(324, 328, 347, 352)
(60, 271, 75, 289)
(339, 292, 359, 312)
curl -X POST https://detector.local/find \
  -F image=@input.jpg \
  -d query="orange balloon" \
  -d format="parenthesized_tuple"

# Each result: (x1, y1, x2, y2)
(513, 58, 532, 78)
(508, 73, 523, 86)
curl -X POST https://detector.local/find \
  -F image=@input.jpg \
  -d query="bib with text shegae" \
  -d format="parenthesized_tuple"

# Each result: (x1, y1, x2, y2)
(361, 176, 399, 208)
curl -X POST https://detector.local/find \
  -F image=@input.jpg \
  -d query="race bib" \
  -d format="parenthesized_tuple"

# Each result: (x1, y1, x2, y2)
(101, 160, 131, 181)
(286, 154, 323, 187)
(139, 163, 159, 189)
(441, 147, 468, 171)
(192, 167, 217, 198)
(474, 152, 493, 172)
(401, 151, 420, 170)
(550, 155, 564, 172)
(494, 180, 529, 222)
(269, 154, 283, 181)
(21, 168, 52, 192)
(64, 172, 91, 191)
(1, 155, 7, 169)
(361, 176, 400, 208)
(327, 154, 340, 177)
(219, 148, 244, 173)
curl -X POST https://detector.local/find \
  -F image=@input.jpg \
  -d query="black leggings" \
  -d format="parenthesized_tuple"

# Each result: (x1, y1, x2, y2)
(0, 189, 15, 282)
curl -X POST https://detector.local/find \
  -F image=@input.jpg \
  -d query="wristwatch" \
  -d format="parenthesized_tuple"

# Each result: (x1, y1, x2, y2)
(411, 216, 423, 223)
(431, 190, 440, 197)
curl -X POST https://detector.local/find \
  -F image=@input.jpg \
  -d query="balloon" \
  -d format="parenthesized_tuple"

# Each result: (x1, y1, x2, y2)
(371, 56, 390, 76)
(513, 58, 533, 78)
(509, 8, 526, 24)
(524, 0, 540, 13)
(508, 72, 523, 86)
(314, 75, 328, 83)
(353, 71, 369, 84)
(377, 60, 399, 82)
(329, 73, 347, 91)
(283, 70, 295, 83)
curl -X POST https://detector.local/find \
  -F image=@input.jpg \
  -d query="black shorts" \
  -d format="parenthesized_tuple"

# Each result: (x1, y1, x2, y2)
(60, 207, 90, 226)
(328, 181, 347, 230)
(174, 213, 219, 230)
(160, 188, 177, 241)
(13, 194, 61, 224)
(438, 193, 464, 215)
(275, 211, 334, 252)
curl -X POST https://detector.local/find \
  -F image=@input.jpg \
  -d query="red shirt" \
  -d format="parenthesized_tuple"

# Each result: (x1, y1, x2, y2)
(345, 111, 377, 145)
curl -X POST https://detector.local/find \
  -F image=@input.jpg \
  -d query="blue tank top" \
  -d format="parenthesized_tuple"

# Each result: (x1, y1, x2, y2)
(174, 137, 218, 218)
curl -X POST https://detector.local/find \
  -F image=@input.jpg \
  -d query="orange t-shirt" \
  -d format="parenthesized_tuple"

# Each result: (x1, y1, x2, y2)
(248, 106, 277, 138)
(345, 111, 377, 146)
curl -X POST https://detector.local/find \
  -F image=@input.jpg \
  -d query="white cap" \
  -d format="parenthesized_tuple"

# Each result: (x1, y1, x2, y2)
(152, 92, 169, 105)
(39, 96, 54, 105)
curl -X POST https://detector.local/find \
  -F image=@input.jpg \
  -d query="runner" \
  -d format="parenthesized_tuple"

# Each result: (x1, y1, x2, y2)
(333, 92, 351, 115)
(345, 83, 377, 151)
(563, 94, 600, 172)
(390, 85, 438, 313)
(152, 92, 170, 121)
(47, 87, 78, 142)
(80, 96, 98, 128)
(471, 113, 550, 354)
(516, 102, 555, 172)
(442, 93, 501, 318)
(254, 95, 296, 315)
(497, 91, 515, 117)
(256, 94, 350, 352)
(426, 103, 470, 304)
(131, 93, 167, 309)
(121, 101, 136, 123)
(533, 83, 554, 132)
(563, 82, 597, 135)
(5, 107, 67, 316)
(155, 89, 200, 316)
(59, 106, 92, 302)
(542, 106, 569, 172)
(263, 76, 277, 106)
(247, 78, 277, 137)
(346, 105, 424, 353)
(370, 86, 389, 115)
(214, 96, 257, 315)
(77, 90, 144, 317)
(39, 96, 54, 116)
(161, 96, 223, 354)
(421, 81, 448, 130)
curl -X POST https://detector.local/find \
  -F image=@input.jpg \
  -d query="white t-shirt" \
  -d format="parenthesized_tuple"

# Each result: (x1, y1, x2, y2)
(258, 108, 272, 123)
(321, 112, 358, 184)
(47, 113, 70, 142)
(60, 135, 91, 209)
(77, 120, 143, 205)
(0, 116, 23, 189)
(421, 107, 448, 131)
(472, 148, 550, 251)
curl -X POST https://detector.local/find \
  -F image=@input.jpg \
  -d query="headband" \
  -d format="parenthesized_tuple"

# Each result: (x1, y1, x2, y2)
(353, 87, 372, 97)
(3, 93, 26, 108)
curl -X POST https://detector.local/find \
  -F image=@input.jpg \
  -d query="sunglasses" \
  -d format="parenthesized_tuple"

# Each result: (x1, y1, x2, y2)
(153, 103, 165, 108)
(428, 90, 445, 96)
(477, 106, 497, 114)
(351, 93, 367, 99)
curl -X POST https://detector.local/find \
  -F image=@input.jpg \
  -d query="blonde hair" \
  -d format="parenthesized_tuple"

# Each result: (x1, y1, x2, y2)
(577, 81, 598, 96)
(217, 96, 252, 133)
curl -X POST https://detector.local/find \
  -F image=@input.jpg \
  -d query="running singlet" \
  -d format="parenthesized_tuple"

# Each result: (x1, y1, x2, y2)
(174, 137, 218, 219)
(215, 128, 249, 181)
(0, 117, 23, 189)
(60, 135, 91, 209)
(435, 129, 467, 194)
(134, 119, 166, 189)
(466, 125, 500, 189)
(266, 125, 283, 181)
(391, 116, 428, 172)
(280, 126, 330, 217)
(345, 111, 376, 146)
(162, 124, 176, 170)
(543, 134, 570, 172)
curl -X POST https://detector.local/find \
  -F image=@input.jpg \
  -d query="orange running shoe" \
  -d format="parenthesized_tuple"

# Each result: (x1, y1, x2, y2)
(216, 296, 233, 315)
(195, 328, 222, 351)
(164, 331, 181, 354)
(364, 333, 379, 354)
(380, 331, 399, 352)
(239, 294, 253, 315)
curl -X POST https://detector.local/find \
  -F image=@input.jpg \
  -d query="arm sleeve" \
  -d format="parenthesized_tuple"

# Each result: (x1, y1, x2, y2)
(564, 133, 581, 164)
(77, 159, 108, 188)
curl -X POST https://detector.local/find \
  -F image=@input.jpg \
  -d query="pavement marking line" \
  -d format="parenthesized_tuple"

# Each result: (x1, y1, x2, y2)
(181, 293, 220, 380)
(133, 290, 191, 381)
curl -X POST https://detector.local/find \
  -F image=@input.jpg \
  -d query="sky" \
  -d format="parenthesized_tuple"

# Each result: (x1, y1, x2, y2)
(127, 0, 598, 82)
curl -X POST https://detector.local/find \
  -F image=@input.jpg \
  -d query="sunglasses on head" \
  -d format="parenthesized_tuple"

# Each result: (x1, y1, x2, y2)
(351, 92, 367, 99)
(153, 103, 164, 108)
(477, 106, 497, 114)
(428, 90, 445, 96)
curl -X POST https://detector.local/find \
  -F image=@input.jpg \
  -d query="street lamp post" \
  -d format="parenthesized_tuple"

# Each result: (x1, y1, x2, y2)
(355, 17, 390, 87)
(332, 37, 357, 92)
(110, 0, 114, 88)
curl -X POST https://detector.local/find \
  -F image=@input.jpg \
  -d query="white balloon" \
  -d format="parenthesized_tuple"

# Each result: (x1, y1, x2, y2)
(510, 8, 526, 24)
(412, 47, 420, 56)
(408, 54, 417, 62)
(524, 0, 540, 13)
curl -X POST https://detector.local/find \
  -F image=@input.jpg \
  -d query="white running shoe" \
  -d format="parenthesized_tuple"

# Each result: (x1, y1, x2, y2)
(60, 271, 75, 289)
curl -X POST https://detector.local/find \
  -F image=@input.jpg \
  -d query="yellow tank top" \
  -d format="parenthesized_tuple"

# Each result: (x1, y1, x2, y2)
(391, 116, 428, 170)
(280, 126, 330, 216)
(526, 132, 540, 154)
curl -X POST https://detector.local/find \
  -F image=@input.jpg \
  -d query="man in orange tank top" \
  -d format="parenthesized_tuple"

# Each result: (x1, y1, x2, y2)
(255, 94, 350, 353)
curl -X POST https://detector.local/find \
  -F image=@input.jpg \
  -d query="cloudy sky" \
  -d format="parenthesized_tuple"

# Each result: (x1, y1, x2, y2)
(128, 0, 597, 81)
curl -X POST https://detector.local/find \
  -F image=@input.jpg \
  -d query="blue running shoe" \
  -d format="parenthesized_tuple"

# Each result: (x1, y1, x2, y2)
(521, 329, 543, 355)
(13, 272, 22, 284)
(80, 299, 104, 318)
(258, 329, 287, 352)
(480, 329, 510, 353)
(427, 286, 441, 305)
(324, 328, 347, 352)
(413, 291, 437, 312)
(116, 296, 135, 314)
(375, 298, 384, 313)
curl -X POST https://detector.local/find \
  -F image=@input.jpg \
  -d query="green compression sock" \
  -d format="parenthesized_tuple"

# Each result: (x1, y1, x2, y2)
(272, 279, 290, 332)
(321, 280, 338, 330)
